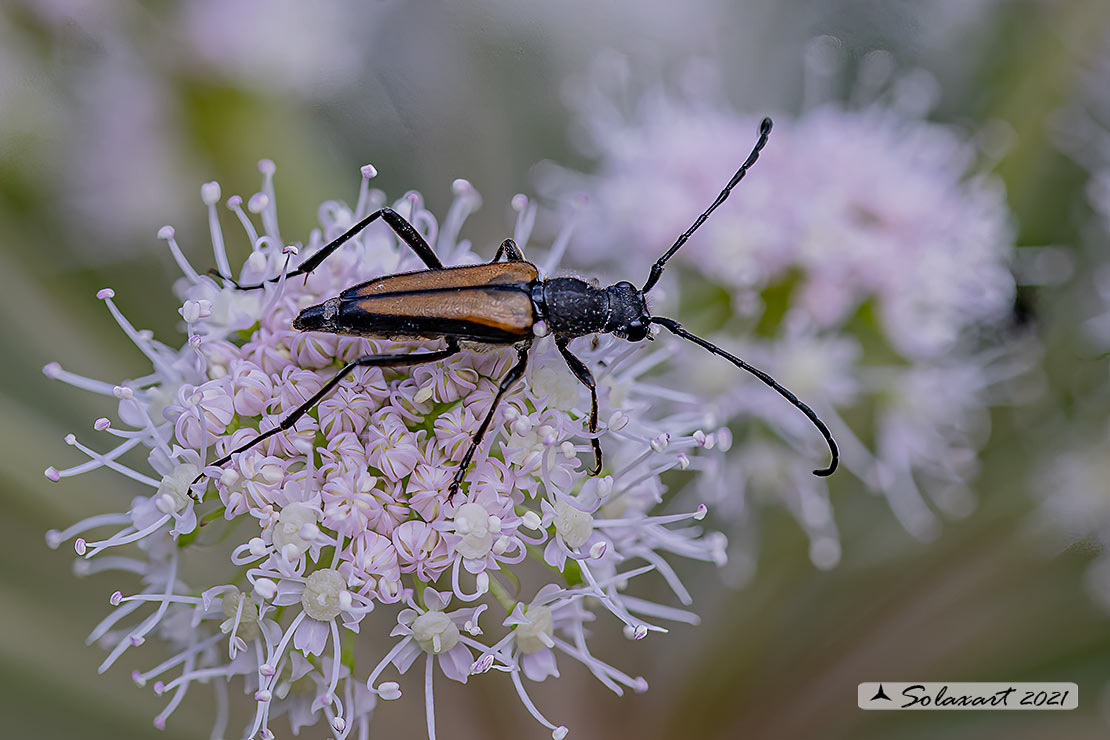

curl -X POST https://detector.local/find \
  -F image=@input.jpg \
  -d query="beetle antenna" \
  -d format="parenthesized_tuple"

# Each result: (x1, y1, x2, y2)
(641, 117, 773, 294)
(650, 316, 838, 477)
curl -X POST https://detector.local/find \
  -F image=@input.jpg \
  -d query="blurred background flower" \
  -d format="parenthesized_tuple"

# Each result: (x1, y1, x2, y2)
(540, 44, 1041, 578)
(1037, 29, 1110, 614)
(5, 1, 1110, 739)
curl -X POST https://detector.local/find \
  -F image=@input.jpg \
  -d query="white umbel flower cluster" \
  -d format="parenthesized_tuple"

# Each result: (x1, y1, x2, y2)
(45, 161, 731, 740)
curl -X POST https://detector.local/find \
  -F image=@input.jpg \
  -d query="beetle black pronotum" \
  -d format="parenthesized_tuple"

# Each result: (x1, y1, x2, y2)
(198, 117, 838, 500)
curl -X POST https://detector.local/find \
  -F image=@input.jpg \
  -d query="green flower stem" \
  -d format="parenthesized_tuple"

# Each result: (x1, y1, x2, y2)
(488, 572, 518, 613)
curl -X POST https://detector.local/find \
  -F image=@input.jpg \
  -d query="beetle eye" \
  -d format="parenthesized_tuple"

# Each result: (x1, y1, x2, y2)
(625, 319, 649, 342)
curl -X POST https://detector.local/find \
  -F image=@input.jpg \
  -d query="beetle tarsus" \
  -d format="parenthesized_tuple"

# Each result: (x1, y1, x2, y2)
(446, 472, 464, 502)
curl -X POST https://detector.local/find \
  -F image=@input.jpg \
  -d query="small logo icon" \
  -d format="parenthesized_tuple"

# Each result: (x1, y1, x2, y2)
(870, 684, 892, 702)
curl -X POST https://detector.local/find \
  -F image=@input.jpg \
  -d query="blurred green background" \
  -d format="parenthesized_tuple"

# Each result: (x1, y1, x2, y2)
(4, 1, 1110, 738)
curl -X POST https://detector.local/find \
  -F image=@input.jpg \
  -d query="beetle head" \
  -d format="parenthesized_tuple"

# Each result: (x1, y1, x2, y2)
(604, 281, 651, 342)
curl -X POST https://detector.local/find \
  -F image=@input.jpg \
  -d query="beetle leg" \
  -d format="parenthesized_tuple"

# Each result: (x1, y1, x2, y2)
(489, 238, 525, 263)
(230, 207, 444, 290)
(192, 340, 461, 494)
(555, 337, 603, 476)
(448, 343, 531, 501)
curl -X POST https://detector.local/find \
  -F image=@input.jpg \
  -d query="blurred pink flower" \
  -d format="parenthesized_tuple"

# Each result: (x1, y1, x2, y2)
(548, 49, 1032, 569)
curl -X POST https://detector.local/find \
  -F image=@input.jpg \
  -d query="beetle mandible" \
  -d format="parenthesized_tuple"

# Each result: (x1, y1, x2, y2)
(199, 118, 838, 500)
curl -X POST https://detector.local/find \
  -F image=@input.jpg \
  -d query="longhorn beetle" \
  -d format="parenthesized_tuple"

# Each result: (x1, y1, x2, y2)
(198, 118, 838, 500)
